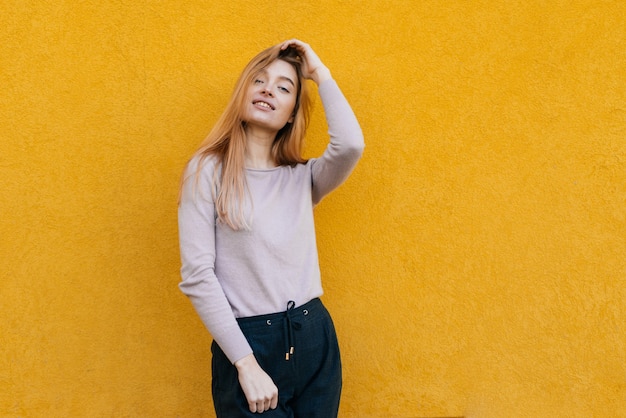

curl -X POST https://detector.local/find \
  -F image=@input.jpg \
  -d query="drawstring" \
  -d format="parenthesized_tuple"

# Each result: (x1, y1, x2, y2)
(239, 299, 317, 361)
(284, 300, 302, 360)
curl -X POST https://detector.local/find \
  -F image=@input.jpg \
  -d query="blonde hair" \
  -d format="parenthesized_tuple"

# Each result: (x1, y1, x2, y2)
(180, 44, 311, 230)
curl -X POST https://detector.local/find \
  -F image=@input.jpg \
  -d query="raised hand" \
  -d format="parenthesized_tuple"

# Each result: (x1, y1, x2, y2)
(280, 39, 332, 85)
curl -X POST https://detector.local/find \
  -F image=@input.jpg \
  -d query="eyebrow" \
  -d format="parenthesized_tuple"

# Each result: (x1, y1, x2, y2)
(258, 69, 296, 87)
(279, 75, 296, 87)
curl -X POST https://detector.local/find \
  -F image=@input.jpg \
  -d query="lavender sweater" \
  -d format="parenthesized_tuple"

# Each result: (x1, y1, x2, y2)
(178, 79, 364, 364)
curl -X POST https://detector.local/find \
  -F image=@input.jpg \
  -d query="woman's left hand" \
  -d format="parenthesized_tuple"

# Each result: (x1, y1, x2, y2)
(279, 39, 332, 85)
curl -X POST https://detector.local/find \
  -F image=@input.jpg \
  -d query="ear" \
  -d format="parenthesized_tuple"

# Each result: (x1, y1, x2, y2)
(288, 114, 295, 124)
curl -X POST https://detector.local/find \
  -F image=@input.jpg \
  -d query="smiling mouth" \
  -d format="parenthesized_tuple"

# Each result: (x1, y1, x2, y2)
(253, 100, 275, 110)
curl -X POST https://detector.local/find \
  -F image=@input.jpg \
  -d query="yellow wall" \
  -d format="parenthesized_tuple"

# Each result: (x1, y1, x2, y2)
(1, 1, 624, 417)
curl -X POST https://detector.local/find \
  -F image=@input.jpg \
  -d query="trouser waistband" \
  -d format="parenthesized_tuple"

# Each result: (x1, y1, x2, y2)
(237, 298, 323, 361)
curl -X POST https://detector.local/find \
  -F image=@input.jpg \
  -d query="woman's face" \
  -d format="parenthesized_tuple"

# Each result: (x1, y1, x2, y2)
(243, 59, 298, 134)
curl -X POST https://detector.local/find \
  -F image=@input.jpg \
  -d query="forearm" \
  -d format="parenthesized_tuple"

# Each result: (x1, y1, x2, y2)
(179, 274, 253, 363)
(311, 65, 332, 85)
(311, 79, 365, 202)
(319, 79, 364, 154)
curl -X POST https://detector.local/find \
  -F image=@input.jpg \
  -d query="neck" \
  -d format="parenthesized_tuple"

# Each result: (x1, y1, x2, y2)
(244, 126, 277, 169)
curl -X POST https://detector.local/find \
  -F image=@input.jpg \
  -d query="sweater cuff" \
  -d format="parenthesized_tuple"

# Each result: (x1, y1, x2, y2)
(219, 327, 253, 364)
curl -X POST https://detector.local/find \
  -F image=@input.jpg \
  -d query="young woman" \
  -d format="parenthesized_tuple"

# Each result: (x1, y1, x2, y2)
(178, 39, 364, 417)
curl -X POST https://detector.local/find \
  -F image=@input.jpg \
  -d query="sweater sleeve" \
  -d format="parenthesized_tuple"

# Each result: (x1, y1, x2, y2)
(311, 79, 365, 204)
(177, 156, 252, 364)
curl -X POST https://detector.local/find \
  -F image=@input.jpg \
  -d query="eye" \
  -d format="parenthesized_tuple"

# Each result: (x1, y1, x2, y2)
(278, 86, 291, 93)
(254, 79, 264, 85)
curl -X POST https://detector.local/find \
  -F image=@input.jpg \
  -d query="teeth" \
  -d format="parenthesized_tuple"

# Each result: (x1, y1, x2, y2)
(255, 101, 273, 109)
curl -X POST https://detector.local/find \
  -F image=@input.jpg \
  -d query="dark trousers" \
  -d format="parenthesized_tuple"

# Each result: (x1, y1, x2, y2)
(211, 298, 342, 418)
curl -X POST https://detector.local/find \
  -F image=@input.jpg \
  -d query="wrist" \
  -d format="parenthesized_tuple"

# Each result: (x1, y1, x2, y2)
(234, 353, 257, 371)
(312, 67, 332, 85)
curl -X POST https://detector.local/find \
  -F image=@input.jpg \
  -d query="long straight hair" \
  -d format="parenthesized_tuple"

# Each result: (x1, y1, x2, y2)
(179, 44, 311, 230)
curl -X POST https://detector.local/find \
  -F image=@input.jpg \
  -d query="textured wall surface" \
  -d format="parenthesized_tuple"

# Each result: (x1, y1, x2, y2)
(1, 1, 625, 417)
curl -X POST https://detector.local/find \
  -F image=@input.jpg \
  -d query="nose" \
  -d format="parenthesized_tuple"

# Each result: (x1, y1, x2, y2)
(261, 85, 274, 97)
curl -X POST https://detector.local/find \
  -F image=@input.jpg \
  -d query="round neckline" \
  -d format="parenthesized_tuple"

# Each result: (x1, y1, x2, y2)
(245, 165, 282, 172)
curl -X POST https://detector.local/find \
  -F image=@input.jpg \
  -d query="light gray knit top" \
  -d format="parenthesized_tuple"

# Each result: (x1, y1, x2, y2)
(178, 79, 364, 363)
